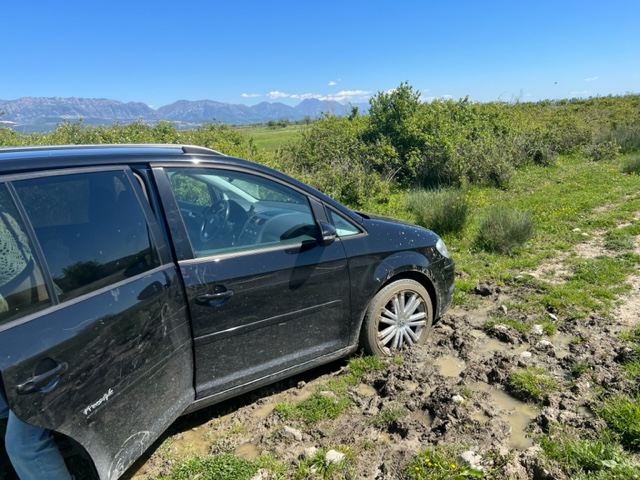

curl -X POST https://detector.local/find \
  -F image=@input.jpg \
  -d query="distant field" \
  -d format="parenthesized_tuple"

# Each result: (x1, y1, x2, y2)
(233, 124, 306, 151)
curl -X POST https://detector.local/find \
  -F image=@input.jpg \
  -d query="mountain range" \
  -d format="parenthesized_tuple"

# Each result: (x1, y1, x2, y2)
(0, 97, 369, 132)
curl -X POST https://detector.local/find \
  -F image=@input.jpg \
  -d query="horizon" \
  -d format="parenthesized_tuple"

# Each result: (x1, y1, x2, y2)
(3, 1, 639, 108)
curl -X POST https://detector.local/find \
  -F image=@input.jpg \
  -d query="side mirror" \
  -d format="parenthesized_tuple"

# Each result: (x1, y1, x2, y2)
(317, 221, 337, 246)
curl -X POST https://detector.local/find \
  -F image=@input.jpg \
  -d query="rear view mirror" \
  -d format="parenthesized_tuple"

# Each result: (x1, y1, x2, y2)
(317, 221, 337, 246)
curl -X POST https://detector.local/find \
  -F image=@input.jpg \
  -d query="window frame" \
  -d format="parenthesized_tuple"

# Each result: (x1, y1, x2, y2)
(0, 166, 169, 311)
(153, 165, 327, 261)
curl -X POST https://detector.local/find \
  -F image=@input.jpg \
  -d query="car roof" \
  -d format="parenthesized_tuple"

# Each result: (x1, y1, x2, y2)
(0, 143, 364, 224)
(0, 144, 283, 176)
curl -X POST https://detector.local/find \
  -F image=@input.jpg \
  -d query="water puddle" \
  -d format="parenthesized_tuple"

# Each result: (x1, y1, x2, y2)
(469, 382, 539, 449)
(434, 355, 466, 377)
(252, 403, 274, 419)
(410, 409, 433, 427)
(356, 384, 377, 396)
(235, 442, 260, 460)
(548, 332, 574, 358)
(471, 329, 530, 356)
(170, 427, 211, 455)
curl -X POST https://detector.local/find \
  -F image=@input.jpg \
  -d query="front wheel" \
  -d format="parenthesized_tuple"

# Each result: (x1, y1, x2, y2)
(360, 279, 433, 356)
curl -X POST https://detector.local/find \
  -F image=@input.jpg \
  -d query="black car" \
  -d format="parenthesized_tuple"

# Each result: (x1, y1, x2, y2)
(0, 144, 454, 479)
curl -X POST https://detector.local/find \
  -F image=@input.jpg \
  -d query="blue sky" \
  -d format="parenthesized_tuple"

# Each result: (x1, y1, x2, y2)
(3, 1, 638, 109)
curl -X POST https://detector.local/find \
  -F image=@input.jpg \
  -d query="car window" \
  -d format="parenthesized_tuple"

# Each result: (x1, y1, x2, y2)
(165, 168, 317, 258)
(328, 209, 361, 237)
(14, 170, 160, 302)
(0, 184, 52, 324)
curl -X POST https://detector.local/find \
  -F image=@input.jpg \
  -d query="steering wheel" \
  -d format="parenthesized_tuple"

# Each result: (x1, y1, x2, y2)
(199, 199, 230, 243)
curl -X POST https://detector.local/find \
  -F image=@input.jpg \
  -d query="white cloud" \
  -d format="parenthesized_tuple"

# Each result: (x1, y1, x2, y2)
(241, 93, 261, 98)
(265, 89, 371, 103)
(584, 77, 599, 82)
(328, 81, 337, 86)
(570, 90, 592, 96)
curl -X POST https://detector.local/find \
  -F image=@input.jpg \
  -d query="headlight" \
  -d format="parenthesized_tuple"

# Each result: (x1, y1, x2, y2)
(436, 238, 451, 259)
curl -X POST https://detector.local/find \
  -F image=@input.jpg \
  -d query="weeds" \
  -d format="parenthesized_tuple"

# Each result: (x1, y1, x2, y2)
(405, 447, 483, 479)
(622, 154, 640, 175)
(474, 206, 533, 254)
(405, 188, 470, 235)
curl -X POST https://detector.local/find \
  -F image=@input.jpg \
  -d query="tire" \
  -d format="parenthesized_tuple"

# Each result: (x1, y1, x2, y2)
(360, 279, 433, 356)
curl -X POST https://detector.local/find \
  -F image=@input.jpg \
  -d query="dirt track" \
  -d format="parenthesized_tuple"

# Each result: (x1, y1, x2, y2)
(126, 256, 640, 479)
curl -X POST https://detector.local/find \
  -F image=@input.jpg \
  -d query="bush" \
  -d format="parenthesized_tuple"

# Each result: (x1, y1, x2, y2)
(405, 188, 469, 235)
(622, 154, 640, 175)
(585, 141, 621, 161)
(475, 206, 533, 254)
(600, 125, 640, 154)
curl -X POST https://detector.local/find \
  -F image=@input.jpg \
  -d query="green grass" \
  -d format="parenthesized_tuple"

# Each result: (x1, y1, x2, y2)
(405, 188, 470, 235)
(596, 394, 640, 451)
(369, 406, 408, 429)
(540, 431, 640, 478)
(508, 366, 560, 403)
(273, 355, 384, 424)
(157, 453, 285, 480)
(233, 124, 306, 152)
(405, 447, 484, 479)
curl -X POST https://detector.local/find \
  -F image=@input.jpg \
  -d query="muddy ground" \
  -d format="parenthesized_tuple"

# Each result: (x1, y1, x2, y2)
(124, 257, 640, 480)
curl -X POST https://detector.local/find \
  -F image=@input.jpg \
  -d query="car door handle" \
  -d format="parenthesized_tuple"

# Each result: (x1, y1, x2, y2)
(16, 362, 68, 395)
(196, 290, 234, 306)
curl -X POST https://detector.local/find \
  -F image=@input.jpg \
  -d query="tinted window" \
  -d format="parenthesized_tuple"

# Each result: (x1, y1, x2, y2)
(165, 168, 317, 257)
(14, 170, 160, 302)
(0, 184, 51, 323)
(328, 209, 361, 237)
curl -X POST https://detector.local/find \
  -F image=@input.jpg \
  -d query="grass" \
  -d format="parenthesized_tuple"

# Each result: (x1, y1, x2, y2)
(273, 355, 384, 424)
(233, 124, 306, 152)
(540, 431, 640, 478)
(508, 366, 560, 403)
(405, 188, 470, 235)
(405, 446, 484, 479)
(595, 394, 640, 451)
(474, 205, 534, 254)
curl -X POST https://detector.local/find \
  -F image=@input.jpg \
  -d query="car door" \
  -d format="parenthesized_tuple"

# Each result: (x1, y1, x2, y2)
(0, 168, 194, 480)
(153, 165, 351, 404)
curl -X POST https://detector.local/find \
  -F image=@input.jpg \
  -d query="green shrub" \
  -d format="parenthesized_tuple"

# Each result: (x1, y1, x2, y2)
(585, 141, 621, 161)
(600, 125, 640, 154)
(405, 188, 469, 235)
(622, 154, 640, 175)
(474, 206, 533, 254)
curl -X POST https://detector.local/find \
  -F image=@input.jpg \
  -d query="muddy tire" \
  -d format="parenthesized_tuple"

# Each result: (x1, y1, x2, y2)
(361, 279, 433, 356)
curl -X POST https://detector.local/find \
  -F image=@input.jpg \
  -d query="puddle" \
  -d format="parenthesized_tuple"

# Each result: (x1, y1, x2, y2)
(548, 332, 574, 358)
(252, 403, 274, 419)
(470, 382, 539, 449)
(471, 329, 530, 356)
(357, 384, 377, 396)
(235, 442, 260, 460)
(410, 409, 433, 427)
(434, 355, 466, 377)
(401, 381, 420, 392)
(170, 427, 210, 455)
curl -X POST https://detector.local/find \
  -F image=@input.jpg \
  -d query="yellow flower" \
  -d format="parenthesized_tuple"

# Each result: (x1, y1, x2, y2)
(450, 463, 456, 469)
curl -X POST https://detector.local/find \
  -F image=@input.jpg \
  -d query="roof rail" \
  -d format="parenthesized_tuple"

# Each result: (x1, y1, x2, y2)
(181, 145, 225, 155)
(0, 143, 226, 156)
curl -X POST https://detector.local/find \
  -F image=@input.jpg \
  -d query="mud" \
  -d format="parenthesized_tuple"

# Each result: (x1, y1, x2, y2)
(125, 231, 640, 479)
